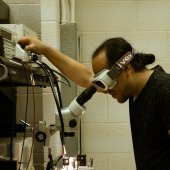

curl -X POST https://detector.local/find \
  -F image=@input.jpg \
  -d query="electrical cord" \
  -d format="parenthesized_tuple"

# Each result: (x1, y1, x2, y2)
(42, 62, 65, 145)
(33, 60, 66, 150)
(29, 54, 71, 87)
(40, 62, 67, 167)
(51, 68, 71, 88)
(79, 119, 82, 155)
(25, 63, 36, 170)
(0, 56, 69, 168)
(34, 61, 66, 168)
(41, 62, 63, 108)
(17, 62, 29, 170)
(9, 56, 70, 168)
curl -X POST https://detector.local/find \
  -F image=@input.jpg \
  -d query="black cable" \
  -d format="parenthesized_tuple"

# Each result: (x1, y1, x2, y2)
(41, 62, 65, 145)
(18, 62, 29, 170)
(46, 148, 54, 170)
(41, 62, 63, 108)
(24, 57, 70, 168)
(51, 68, 71, 87)
(40, 63, 67, 165)
(34, 61, 65, 148)
(29, 58, 72, 167)
(79, 119, 82, 155)
(25, 63, 36, 170)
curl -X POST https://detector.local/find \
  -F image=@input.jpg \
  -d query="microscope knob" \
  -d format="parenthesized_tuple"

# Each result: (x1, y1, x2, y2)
(35, 131, 46, 142)
(69, 119, 77, 128)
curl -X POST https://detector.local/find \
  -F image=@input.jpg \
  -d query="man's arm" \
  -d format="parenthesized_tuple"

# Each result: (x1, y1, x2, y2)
(42, 45, 93, 87)
(18, 36, 94, 87)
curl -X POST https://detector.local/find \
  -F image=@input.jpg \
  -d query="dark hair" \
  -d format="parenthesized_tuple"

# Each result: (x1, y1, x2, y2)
(92, 37, 155, 72)
(130, 52, 155, 71)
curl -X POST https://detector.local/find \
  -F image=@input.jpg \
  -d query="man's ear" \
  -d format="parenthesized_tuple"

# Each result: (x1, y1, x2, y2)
(125, 64, 133, 76)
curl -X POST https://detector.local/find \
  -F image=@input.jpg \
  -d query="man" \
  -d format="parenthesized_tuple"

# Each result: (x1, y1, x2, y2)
(18, 36, 170, 170)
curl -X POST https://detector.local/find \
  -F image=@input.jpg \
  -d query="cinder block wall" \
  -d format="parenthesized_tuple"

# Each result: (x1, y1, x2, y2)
(3, 0, 41, 34)
(3, 0, 170, 170)
(76, 1, 170, 170)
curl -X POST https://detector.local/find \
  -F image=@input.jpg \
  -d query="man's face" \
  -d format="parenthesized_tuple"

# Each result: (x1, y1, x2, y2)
(92, 50, 132, 103)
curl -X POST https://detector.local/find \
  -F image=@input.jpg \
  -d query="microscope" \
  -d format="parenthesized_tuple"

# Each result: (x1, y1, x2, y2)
(52, 51, 133, 169)
(60, 51, 133, 126)
(36, 51, 133, 146)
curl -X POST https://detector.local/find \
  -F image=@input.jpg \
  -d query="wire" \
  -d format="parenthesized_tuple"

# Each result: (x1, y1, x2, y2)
(51, 68, 71, 87)
(41, 62, 63, 108)
(1, 57, 69, 168)
(40, 62, 67, 165)
(25, 63, 36, 170)
(18, 62, 29, 170)
(27, 58, 69, 167)
(41, 62, 65, 144)
(34, 60, 66, 152)
(79, 120, 82, 155)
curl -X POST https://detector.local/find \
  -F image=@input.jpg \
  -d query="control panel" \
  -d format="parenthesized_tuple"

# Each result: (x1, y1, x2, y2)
(0, 27, 16, 59)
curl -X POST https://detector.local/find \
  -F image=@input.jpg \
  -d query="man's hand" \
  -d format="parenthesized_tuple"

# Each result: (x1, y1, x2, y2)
(18, 36, 48, 55)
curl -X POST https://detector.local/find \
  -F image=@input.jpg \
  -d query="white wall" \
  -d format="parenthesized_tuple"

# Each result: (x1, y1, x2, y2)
(76, 0, 170, 170)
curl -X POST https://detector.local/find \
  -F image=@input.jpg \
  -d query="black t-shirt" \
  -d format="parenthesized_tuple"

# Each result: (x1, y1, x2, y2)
(129, 65, 170, 170)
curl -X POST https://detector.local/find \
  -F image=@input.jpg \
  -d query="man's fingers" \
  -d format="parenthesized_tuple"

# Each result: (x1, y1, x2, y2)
(18, 36, 32, 46)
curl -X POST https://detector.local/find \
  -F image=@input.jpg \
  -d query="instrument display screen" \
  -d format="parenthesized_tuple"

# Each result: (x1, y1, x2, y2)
(0, 28, 12, 41)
